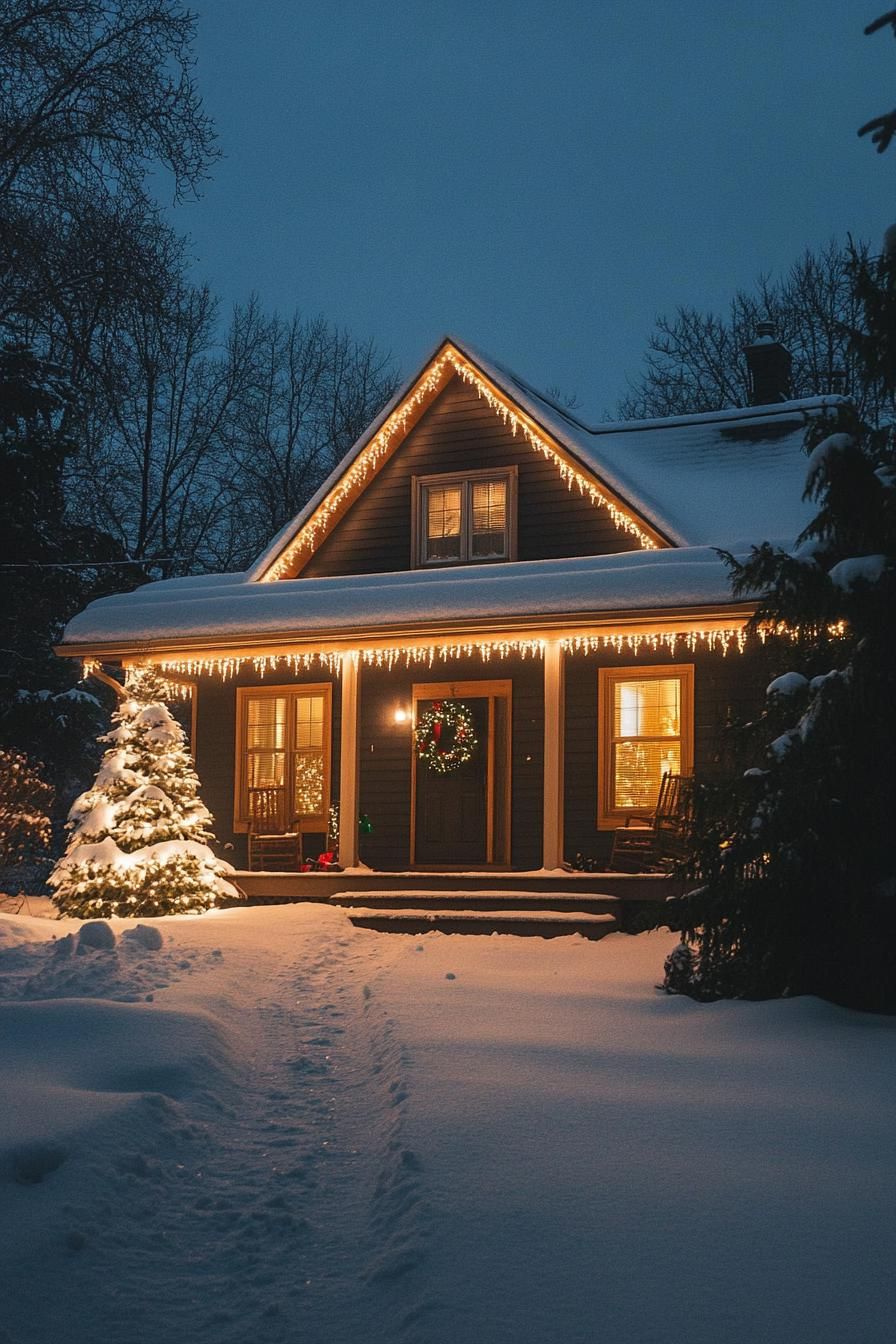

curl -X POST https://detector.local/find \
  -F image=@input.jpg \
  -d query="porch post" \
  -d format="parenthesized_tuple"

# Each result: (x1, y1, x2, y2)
(542, 639, 565, 871)
(338, 651, 360, 869)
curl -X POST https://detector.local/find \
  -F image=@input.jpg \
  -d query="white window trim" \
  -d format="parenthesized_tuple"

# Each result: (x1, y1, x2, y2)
(411, 465, 517, 568)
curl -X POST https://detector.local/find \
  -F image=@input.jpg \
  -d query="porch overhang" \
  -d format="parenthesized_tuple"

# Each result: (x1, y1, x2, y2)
(55, 603, 757, 671)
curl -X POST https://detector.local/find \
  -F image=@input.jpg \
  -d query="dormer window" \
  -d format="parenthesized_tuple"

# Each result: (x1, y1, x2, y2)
(414, 467, 517, 567)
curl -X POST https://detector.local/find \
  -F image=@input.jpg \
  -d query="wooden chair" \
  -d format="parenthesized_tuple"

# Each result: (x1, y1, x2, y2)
(247, 788, 301, 871)
(609, 773, 694, 873)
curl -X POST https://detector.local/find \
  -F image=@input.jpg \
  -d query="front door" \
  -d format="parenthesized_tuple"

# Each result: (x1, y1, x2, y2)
(411, 682, 512, 867)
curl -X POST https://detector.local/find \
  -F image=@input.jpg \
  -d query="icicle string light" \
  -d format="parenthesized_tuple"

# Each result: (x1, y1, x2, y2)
(145, 626, 758, 680)
(451, 359, 658, 550)
(124, 666, 194, 701)
(259, 348, 659, 581)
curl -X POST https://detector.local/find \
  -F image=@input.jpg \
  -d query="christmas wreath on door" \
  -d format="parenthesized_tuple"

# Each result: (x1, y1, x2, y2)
(415, 699, 478, 774)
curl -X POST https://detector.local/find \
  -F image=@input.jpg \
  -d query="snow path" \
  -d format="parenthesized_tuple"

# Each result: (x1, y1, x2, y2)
(2, 906, 429, 1344)
(2, 907, 895, 1343)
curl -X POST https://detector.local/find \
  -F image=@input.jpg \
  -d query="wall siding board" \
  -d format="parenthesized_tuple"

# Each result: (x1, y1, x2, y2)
(301, 376, 640, 578)
(193, 666, 342, 870)
(563, 645, 770, 865)
(192, 649, 768, 873)
(356, 654, 544, 871)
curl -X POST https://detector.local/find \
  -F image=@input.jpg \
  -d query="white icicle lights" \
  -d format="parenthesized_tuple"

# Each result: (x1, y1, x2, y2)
(149, 625, 750, 681)
(50, 667, 238, 919)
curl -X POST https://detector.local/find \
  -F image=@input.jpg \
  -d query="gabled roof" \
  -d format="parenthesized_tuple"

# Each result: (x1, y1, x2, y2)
(57, 335, 846, 659)
(248, 335, 846, 581)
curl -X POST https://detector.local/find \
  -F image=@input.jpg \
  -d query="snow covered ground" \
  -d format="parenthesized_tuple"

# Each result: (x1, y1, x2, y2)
(1, 901, 894, 1344)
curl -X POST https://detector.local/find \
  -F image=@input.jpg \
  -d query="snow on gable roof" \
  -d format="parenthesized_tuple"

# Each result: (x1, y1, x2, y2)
(450, 338, 846, 549)
(61, 547, 756, 654)
(247, 335, 846, 582)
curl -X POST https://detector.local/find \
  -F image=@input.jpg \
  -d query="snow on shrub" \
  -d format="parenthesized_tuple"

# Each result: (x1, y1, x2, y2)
(50, 668, 237, 919)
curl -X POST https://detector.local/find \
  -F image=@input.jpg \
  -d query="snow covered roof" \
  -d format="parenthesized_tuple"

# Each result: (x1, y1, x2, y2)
(248, 335, 845, 578)
(61, 547, 757, 654)
(470, 341, 839, 549)
(57, 335, 844, 657)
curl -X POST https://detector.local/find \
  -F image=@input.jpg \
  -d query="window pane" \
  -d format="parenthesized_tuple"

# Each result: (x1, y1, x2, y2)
(614, 678, 680, 738)
(471, 479, 507, 557)
(425, 485, 462, 560)
(294, 753, 324, 816)
(295, 695, 324, 749)
(248, 751, 285, 789)
(614, 741, 681, 810)
(247, 697, 287, 750)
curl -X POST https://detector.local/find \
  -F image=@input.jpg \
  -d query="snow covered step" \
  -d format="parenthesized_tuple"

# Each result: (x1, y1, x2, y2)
(342, 907, 619, 939)
(329, 888, 621, 915)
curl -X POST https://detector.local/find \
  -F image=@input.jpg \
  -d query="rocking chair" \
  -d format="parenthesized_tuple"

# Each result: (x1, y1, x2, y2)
(609, 772, 694, 873)
(247, 788, 301, 871)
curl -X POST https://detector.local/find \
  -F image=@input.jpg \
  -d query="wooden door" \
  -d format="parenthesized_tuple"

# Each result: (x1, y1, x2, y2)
(414, 697, 489, 866)
(412, 684, 512, 867)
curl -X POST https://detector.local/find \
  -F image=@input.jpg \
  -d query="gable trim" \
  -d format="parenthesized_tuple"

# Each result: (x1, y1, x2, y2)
(253, 341, 670, 582)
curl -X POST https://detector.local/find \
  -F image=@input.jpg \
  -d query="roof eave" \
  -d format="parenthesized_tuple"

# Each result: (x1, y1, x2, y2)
(54, 600, 758, 664)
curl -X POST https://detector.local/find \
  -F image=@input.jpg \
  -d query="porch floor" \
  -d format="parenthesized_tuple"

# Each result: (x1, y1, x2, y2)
(230, 867, 678, 909)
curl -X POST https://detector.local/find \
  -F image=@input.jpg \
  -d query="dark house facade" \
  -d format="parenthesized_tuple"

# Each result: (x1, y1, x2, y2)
(58, 336, 837, 877)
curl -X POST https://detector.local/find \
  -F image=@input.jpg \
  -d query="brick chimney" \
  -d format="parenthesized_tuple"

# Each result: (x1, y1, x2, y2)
(744, 322, 792, 405)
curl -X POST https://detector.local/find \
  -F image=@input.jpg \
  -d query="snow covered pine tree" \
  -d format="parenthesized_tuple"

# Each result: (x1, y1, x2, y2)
(50, 668, 238, 918)
(666, 240, 896, 1012)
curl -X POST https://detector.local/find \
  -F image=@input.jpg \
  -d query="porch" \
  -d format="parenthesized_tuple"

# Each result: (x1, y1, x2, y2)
(226, 867, 677, 937)
(231, 868, 677, 903)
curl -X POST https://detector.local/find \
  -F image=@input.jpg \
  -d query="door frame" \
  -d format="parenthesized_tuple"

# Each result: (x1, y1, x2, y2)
(410, 679, 512, 868)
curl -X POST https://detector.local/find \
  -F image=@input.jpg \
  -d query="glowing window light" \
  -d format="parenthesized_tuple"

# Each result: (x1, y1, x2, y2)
(613, 676, 683, 811)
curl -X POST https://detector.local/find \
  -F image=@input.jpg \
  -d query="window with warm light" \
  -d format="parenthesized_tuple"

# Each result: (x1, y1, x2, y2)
(236, 685, 331, 830)
(598, 665, 694, 827)
(415, 467, 516, 566)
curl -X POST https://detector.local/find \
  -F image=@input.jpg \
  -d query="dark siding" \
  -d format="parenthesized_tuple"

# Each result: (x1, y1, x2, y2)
(509, 657, 544, 870)
(357, 653, 544, 871)
(564, 645, 770, 865)
(300, 375, 641, 578)
(192, 645, 767, 872)
(357, 664, 413, 871)
(193, 665, 342, 870)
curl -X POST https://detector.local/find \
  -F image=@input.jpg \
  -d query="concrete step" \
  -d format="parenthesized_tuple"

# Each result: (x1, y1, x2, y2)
(343, 906, 619, 939)
(329, 888, 621, 915)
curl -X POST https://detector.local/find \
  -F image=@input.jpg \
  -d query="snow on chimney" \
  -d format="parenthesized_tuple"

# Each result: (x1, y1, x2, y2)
(744, 322, 792, 405)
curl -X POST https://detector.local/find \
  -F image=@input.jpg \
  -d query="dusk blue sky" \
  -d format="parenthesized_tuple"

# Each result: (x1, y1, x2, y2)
(170, 1, 894, 418)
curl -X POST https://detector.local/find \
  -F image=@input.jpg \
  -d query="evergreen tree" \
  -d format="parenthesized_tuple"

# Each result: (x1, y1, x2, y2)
(0, 344, 147, 804)
(50, 667, 237, 918)
(665, 241, 896, 1013)
(0, 749, 53, 872)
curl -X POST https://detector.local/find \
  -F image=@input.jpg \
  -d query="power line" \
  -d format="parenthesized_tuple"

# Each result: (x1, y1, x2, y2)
(0, 557, 177, 570)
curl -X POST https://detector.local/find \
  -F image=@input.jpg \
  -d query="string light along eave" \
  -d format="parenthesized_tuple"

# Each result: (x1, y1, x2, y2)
(94, 623, 765, 683)
(77, 615, 846, 685)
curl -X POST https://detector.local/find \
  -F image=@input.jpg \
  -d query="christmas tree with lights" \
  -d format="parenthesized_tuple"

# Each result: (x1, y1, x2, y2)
(50, 667, 238, 918)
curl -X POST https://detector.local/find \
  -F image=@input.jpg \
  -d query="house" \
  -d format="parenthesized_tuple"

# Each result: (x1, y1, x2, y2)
(55, 335, 840, 886)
